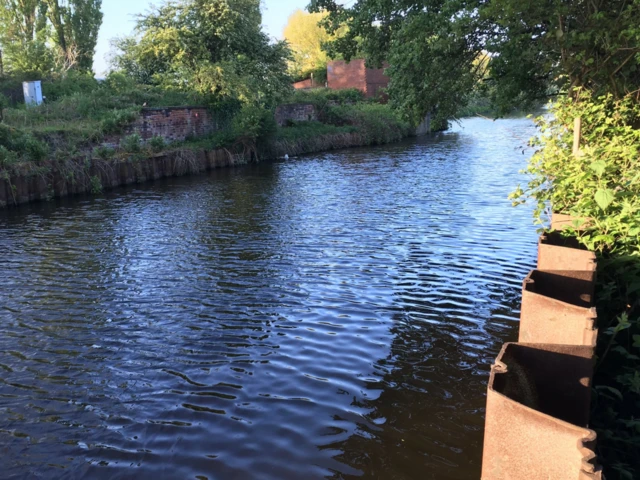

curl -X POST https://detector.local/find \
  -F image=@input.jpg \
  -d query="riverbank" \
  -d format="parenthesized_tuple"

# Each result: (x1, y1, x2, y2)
(0, 128, 412, 208)
(1, 82, 417, 208)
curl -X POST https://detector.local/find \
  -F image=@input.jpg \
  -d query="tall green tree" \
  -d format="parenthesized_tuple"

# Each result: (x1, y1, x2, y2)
(0, 0, 52, 75)
(45, 0, 103, 71)
(283, 9, 332, 81)
(111, 0, 292, 108)
(310, 0, 640, 124)
(0, 0, 102, 74)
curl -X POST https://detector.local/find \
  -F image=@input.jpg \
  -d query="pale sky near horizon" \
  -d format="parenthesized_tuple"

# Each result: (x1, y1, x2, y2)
(93, 0, 312, 76)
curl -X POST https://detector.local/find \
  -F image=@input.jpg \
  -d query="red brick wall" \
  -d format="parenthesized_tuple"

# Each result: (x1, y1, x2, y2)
(365, 62, 390, 100)
(133, 107, 217, 143)
(327, 60, 367, 92)
(293, 79, 314, 90)
(327, 59, 390, 98)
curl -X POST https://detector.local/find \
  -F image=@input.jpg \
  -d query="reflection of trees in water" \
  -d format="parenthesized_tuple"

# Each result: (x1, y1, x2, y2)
(325, 240, 522, 480)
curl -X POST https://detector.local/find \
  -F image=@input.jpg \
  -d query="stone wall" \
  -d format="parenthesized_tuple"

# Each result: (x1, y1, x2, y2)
(275, 103, 319, 126)
(104, 107, 219, 147)
(133, 107, 217, 142)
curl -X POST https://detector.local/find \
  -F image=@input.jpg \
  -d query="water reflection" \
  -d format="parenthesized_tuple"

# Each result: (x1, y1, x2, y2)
(0, 118, 538, 479)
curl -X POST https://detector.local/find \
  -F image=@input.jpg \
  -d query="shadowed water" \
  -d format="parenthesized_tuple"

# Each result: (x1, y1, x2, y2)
(0, 118, 538, 479)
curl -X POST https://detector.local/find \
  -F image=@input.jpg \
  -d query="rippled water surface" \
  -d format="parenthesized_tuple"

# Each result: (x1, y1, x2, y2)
(1, 118, 538, 479)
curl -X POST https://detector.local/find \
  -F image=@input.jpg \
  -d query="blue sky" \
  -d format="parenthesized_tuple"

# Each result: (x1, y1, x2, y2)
(94, 0, 311, 76)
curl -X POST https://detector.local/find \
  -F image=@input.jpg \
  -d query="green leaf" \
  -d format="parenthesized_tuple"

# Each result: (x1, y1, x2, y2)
(590, 160, 607, 176)
(596, 385, 624, 401)
(612, 346, 640, 360)
(595, 188, 615, 211)
(633, 335, 640, 349)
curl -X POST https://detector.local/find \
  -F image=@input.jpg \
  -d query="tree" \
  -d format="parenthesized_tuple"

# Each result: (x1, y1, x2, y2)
(45, 0, 103, 71)
(0, 0, 102, 74)
(282, 9, 332, 81)
(309, 0, 640, 124)
(111, 0, 293, 108)
(0, 0, 53, 75)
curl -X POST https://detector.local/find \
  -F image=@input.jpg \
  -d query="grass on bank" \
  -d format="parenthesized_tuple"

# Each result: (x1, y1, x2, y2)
(1, 75, 412, 185)
(0, 72, 210, 173)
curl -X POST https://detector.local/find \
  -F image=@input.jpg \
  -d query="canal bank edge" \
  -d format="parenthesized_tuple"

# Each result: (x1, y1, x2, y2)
(481, 228, 603, 479)
(0, 131, 404, 208)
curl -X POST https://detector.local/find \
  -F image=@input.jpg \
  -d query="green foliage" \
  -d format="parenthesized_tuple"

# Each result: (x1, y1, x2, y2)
(0, 0, 53, 76)
(324, 103, 412, 144)
(511, 91, 640, 256)
(511, 91, 640, 480)
(273, 121, 355, 142)
(310, 0, 640, 124)
(233, 106, 277, 143)
(100, 109, 139, 135)
(1, 71, 202, 141)
(0, 93, 8, 122)
(200, 106, 277, 151)
(0, 145, 18, 167)
(120, 134, 142, 153)
(110, 0, 293, 109)
(45, 0, 103, 72)
(93, 145, 114, 160)
(89, 174, 102, 194)
(42, 70, 100, 101)
(0, 124, 48, 166)
(283, 9, 335, 82)
(287, 87, 363, 107)
(0, 0, 103, 74)
(149, 136, 165, 152)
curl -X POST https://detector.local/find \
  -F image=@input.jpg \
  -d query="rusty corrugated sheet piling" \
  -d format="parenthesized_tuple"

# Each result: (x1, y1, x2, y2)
(481, 226, 603, 479)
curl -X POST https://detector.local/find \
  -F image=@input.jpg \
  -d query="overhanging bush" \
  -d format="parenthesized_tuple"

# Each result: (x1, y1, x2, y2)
(324, 103, 412, 144)
(511, 90, 640, 480)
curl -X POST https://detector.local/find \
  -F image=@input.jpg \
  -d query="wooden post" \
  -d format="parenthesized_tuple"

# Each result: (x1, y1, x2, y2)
(572, 117, 582, 156)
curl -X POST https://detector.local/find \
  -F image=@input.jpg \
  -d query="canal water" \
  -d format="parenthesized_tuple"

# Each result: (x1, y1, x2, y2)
(0, 118, 538, 479)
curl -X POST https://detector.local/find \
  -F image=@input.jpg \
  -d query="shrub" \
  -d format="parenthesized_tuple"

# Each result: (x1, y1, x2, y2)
(511, 90, 640, 480)
(100, 108, 140, 135)
(0, 94, 9, 123)
(0, 145, 18, 168)
(94, 146, 115, 160)
(231, 106, 277, 146)
(287, 88, 364, 108)
(324, 103, 412, 144)
(149, 136, 166, 152)
(0, 124, 49, 166)
(42, 71, 100, 102)
(90, 175, 103, 194)
(121, 134, 142, 153)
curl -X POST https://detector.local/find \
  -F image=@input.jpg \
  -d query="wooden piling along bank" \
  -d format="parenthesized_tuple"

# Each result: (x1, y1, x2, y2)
(481, 214, 603, 479)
